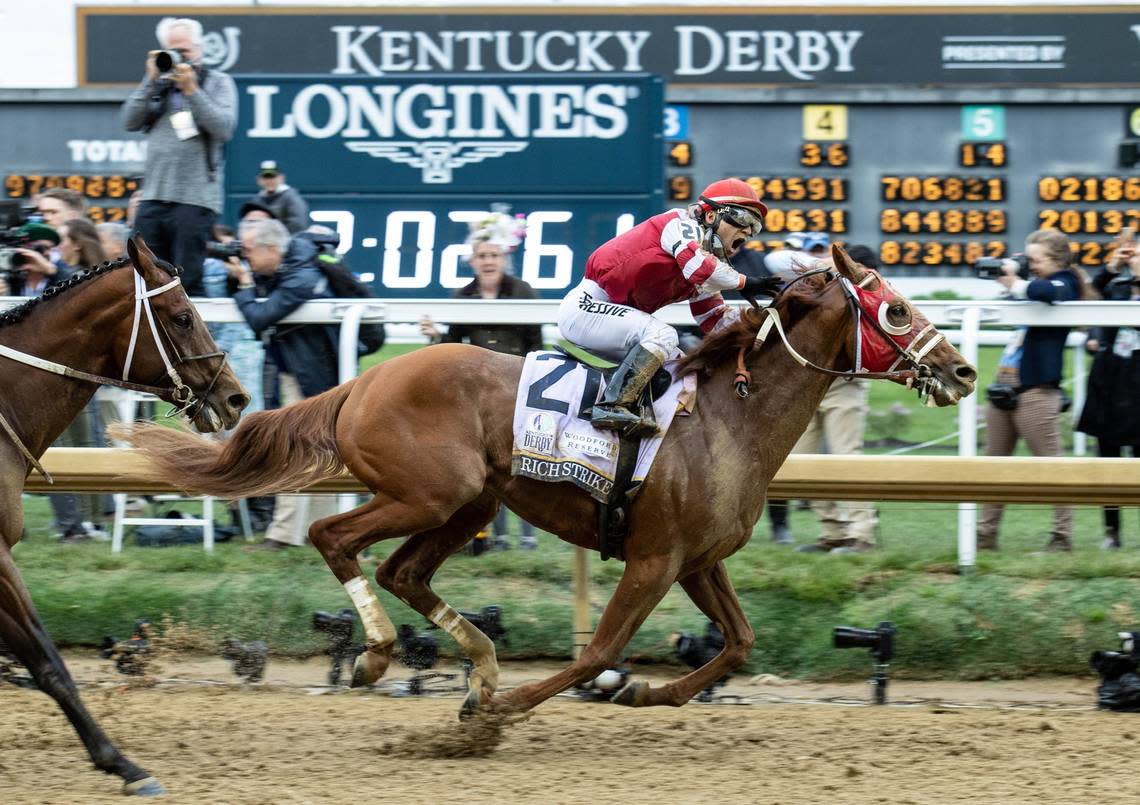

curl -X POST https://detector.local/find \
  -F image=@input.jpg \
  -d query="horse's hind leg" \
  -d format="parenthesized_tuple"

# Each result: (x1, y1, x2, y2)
(615, 560, 754, 707)
(374, 494, 499, 715)
(0, 543, 163, 795)
(308, 492, 460, 687)
(488, 552, 681, 714)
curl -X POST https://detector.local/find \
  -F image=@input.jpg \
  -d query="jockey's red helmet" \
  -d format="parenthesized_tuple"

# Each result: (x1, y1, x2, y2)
(698, 178, 769, 219)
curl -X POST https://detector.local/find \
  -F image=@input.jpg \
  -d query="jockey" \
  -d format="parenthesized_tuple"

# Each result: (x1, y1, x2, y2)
(558, 178, 782, 435)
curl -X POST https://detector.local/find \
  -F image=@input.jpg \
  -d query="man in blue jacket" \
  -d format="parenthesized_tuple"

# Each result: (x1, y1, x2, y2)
(228, 218, 339, 549)
(978, 228, 1083, 553)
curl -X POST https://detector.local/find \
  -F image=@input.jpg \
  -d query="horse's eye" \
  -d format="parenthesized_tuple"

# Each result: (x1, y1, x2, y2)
(173, 312, 193, 330)
(889, 304, 907, 318)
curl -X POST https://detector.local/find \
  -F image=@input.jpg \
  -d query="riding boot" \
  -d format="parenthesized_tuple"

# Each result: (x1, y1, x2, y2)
(591, 344, 664, 436)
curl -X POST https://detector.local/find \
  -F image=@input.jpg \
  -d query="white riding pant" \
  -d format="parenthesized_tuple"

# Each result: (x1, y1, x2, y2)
(557, 279, 679, 364)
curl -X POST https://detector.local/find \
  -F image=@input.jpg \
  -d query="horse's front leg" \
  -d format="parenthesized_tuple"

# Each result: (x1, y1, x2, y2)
(0, 540, 164, 795)
(613, 560, 754, 707)
(488, 551, 681, 714)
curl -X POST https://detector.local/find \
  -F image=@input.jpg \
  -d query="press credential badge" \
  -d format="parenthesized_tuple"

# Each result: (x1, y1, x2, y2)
(170, 110, 199, 140)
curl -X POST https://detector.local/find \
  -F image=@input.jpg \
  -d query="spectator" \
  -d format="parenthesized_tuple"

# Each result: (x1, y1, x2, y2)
(802, 232, 831, 259)
(247, 161, 310, 234)
(122, 16, 237, 296)
(2, 223, 69, 297)
(977, 229, 1084, 553)
(228, 219, 339, 550)
(1076, 235, 1140, 550)
(126, 189, 143, 229)
(35, 188, 88, 229)
(419, 211, 542, 550)
(238, 200, 277, 224)
(96, 222, 130, 261)
(760, 231, 814, 273)
(793, 244, 880, 554)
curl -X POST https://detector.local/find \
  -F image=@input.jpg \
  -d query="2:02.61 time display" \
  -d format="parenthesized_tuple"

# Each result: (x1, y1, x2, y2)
(878, 240, 1007, 267)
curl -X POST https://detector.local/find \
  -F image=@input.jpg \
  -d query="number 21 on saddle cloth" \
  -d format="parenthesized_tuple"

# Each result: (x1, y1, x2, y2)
(509, 350, 696, 504)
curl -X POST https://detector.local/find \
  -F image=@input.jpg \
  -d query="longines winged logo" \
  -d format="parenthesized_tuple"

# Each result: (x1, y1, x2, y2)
(345, 141, 529, 184)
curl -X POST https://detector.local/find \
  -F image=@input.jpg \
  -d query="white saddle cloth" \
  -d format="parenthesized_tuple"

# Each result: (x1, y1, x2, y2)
(510, 350, 694, 503)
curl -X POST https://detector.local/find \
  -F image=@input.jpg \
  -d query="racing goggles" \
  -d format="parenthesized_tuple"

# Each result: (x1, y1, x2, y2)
(719, 204, 764, 235)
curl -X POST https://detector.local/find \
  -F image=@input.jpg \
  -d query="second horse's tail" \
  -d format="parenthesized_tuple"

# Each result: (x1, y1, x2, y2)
(114, 381, 357, 499)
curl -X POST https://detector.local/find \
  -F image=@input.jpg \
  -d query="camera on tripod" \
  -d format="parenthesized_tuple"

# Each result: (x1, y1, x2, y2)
(834, 621, 896, 704)
(1091, 631, 1140, 712)
(312, 608, 362, 686)
(976, 253, 1030, 281)
(100, 618, 153, 676)
(670, 620, 729, 702)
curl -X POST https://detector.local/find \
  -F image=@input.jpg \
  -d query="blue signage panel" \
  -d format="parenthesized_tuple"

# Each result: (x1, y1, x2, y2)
(228, 74, 664, 195)
(226, 73, 663, 297)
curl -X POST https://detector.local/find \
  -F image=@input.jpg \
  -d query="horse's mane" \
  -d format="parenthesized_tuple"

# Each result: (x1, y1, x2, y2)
(0, 255, 181, 330)
(675, 307, 766, 376)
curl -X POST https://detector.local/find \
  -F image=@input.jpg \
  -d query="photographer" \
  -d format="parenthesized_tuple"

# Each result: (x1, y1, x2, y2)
(229, 219, 338, 550)
(2, 223, 69, 297)
(977, 229, 1084, 553)
(121, 16, 237, 297)
(1076, 232, 1140, 550)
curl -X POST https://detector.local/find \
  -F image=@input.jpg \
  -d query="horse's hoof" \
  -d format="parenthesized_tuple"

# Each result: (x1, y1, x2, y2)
(350, 649, 390, 688)
(123, 776, 166, 796)
(610, 681, 648, 707)
(458, 686, 491, 721)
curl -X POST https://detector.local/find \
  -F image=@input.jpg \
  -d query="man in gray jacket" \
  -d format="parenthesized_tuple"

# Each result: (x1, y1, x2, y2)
(122, 16, 236, 296)
(249, 160, 311, 234)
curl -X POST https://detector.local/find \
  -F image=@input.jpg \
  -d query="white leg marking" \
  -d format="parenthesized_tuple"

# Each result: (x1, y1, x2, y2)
(344, 576, 395, 647)
(428, 602, 499, 693)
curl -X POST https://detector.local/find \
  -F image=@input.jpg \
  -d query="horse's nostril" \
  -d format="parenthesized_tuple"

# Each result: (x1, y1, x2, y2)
(956, 364, 978, 383)
(229, 392, 252, 412)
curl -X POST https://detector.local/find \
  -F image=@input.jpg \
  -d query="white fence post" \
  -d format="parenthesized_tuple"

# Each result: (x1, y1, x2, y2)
(954, 306, 983, 571)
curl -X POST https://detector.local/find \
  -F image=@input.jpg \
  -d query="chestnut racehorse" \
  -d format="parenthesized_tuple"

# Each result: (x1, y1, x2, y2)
(123, 245, 976, 717)
(0, 237, 248, 795)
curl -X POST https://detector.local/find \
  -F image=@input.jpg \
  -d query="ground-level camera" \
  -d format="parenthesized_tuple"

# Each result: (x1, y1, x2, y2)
(834, 621, 896, 704)
(1092, 631, 1140, 712)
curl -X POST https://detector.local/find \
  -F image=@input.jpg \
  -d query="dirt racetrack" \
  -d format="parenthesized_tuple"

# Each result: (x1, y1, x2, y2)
(2, 655, 1139, 804)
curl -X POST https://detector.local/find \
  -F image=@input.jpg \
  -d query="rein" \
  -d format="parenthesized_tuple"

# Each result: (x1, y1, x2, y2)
(0, 264, 227, 481)
(733, 267, 941, 399)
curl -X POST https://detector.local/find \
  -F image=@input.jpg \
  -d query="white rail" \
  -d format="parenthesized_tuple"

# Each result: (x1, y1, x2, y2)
(4, 296, 1136, 567)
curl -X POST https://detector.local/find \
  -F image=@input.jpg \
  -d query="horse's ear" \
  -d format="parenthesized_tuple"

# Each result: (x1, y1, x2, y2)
(830, 244, 867, 284)
(127, 234, 163, 284)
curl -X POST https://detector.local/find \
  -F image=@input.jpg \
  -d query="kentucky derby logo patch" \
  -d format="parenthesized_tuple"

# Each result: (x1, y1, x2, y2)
(522, 412, 556, 455)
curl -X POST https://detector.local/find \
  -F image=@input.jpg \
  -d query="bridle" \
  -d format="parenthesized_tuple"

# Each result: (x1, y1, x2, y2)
(734, 266, 945, 402)
(0, 260, 227, 481)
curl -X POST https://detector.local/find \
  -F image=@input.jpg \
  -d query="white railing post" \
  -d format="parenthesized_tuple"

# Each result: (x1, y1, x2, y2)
(954, 306, 983, 571)
(1072, 337, 1087, 457)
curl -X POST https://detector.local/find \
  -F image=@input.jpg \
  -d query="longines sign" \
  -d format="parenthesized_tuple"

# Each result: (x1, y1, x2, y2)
(229, 75, 663, 193)
(79, 6, 1140, 87)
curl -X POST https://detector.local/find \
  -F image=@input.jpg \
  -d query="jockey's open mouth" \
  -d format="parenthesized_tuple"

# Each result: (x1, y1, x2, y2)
(729, 235, 747, 255)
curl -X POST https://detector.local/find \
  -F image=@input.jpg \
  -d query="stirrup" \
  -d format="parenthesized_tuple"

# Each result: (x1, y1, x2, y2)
(591, 404, 643, 432)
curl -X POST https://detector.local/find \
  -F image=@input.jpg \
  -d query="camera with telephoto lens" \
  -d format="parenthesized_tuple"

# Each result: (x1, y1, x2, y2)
(833, 622, 895, 663)
(206, 241, 243, 261)
(0, 201, 40, 280)
(154, 49, 183, 75)
(670, 620, 729, 702)
(976, 253, 1030, 281)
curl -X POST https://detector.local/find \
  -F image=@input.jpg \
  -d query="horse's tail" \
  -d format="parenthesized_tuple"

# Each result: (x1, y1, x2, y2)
(113, 381, 357, 499)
